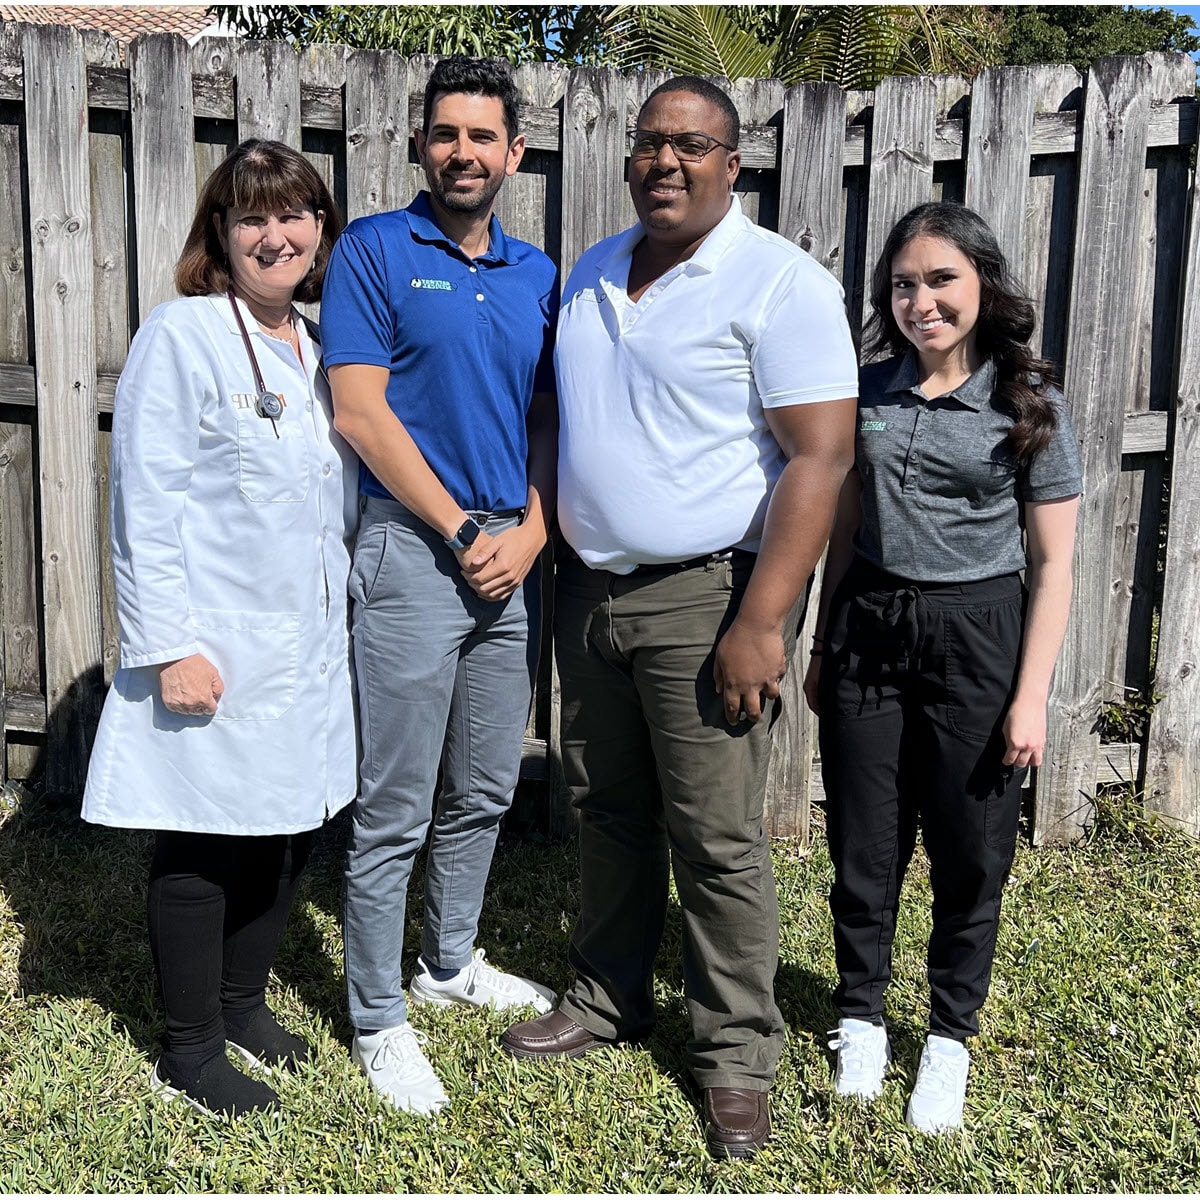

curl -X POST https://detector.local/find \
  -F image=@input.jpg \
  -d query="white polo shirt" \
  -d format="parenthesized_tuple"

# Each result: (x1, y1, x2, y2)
(556, 196, 858, 574)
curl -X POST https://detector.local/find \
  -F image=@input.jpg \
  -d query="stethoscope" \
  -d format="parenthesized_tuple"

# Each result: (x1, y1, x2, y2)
(228, 288, 288, 437)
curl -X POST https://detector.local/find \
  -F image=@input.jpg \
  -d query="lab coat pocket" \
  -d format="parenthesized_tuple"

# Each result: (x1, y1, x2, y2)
(192, 608, 301, 721)
(237, 416, 310, 503)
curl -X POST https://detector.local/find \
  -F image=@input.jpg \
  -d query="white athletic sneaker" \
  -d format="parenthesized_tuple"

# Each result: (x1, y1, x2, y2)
(828, 1018, 892, 1100)
(905, 1035, 970, 1134)
(409, 948, 555, 1014)
(352, 1023, 448, 1116)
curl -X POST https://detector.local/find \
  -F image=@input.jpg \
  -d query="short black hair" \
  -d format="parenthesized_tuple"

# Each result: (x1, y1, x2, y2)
(422, 55, 520, 142)
(637, 76, 740, 148)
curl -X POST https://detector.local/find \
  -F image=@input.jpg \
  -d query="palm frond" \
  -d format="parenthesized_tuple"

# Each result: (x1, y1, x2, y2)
(608, 5, 776, 80)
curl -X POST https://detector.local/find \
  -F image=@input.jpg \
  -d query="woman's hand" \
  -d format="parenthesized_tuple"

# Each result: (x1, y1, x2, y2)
(1001, 693, 1047, 769)
(802, 653, 822, 715)
(159, 654, 224, 716)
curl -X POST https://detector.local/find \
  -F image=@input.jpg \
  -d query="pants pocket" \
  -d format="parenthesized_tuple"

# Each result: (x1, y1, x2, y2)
(945, 599, 1023, 743)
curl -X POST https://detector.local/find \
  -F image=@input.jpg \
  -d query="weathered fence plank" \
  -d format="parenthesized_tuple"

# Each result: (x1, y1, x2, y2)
(344, 49, 409, 222)
(1106, 57, 1194, 701)
(23, 22, 103, 794)
(863, 74, 937, 302)
(964, 66, 1036, 278)
(778, 82, 847, 271)
(236, 39, 301, 146)
(1036, 55, 1158, 843)
(1144, 143, 1200, 835)
(561, 68, 627, 279)
(131, 34, 195, 322)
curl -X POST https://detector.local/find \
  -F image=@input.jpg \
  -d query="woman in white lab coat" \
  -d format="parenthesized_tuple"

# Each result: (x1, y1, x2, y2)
(83, 140, 357, 1118)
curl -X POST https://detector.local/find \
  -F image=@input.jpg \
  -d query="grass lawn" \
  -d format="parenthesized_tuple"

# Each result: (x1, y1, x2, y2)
(0, 781, 1197, 1193)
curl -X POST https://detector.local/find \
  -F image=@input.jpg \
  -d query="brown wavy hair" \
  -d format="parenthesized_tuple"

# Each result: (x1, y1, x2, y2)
(865, 201, 1060, 462)
(174, 139, 342, 303)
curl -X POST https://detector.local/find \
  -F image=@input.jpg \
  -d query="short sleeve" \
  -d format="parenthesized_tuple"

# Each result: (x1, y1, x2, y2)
(320, 225, 394, 369)
(1021, 391, 1084, 501)
(751, 260, 859, 408)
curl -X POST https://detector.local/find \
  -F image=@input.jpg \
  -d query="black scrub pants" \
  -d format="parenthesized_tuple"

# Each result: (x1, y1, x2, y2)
(818, 557, 1027, 1041)
(147, 830, 313, 1057)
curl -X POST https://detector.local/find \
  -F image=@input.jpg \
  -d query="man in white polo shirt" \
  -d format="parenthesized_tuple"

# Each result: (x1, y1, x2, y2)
(502, 77, 858, 1159)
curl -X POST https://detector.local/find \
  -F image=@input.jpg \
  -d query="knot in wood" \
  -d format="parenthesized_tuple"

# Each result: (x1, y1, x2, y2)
(55, 279, 68, 300)
(34, 219, 50, 240)
(1180, 661, 1195, 681)
(347, 129, 365, 147)
(65, 218, 81, 235)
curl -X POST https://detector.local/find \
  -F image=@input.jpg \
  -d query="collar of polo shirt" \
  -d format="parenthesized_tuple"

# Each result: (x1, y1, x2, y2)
(404, 191, 518, 265)
(885, 348, 996, 410)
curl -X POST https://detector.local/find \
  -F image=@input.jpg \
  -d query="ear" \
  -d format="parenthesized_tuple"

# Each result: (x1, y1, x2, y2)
(413, 128, 428, 169)
(504, 132, 527, 179)
(725, 149, 742, 190)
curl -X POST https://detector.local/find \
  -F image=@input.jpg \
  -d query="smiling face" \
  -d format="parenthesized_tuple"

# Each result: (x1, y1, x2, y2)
(216, 203, 324, 314)
(415, 91, 525, 220)
(890, 234, 982, 375)
(628, 90, 740, 254)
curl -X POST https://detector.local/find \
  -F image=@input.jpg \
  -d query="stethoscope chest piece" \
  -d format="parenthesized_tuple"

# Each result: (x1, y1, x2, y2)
(256, 391, 284, 420)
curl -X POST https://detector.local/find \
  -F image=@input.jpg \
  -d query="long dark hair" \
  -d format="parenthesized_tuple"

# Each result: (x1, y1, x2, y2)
(865, 202, 1059, 462)
(175, 139, 342, 303)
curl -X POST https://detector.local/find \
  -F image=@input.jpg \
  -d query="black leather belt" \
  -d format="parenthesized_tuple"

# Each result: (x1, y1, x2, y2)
(466, 508, 524, 522)
(626, 548, 735, 577)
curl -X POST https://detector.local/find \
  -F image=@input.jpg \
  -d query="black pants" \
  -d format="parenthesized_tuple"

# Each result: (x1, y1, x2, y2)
(147, 830, 313, 1056)
(818, 558, 1026, 1041)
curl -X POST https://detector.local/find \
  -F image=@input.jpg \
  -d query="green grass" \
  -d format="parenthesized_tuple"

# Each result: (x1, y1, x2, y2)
(1, 783, 1198, 1193)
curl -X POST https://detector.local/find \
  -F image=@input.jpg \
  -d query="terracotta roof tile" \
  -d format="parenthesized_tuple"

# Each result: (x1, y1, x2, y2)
(0, 5, 223, 46)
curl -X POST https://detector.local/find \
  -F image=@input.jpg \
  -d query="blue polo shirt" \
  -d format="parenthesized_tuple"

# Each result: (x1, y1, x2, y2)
(321, 191, 558, 511)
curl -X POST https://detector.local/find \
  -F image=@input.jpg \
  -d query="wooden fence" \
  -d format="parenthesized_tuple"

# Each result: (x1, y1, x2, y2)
(1, 24, 1198, 844)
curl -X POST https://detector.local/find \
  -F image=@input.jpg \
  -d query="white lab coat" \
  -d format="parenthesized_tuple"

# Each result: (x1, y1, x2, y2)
(82, 294, 359, 834)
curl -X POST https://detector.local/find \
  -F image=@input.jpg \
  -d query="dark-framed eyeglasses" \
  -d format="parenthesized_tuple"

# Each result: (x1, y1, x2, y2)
(625, 128, 735, 162)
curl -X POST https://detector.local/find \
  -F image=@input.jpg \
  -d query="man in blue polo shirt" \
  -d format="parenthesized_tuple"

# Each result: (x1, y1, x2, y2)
(321, 56, 558, 1116)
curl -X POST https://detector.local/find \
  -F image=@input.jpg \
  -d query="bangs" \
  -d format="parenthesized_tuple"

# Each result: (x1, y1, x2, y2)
(227, 153, 319, 216)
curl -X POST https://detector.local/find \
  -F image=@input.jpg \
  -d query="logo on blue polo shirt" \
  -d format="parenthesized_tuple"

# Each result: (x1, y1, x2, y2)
(860, 419, 887, 431)
(411, 277, 455, 291)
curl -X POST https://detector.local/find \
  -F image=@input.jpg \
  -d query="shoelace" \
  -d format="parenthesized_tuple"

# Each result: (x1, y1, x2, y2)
(372, 1026, 429, 1075)
(465, 949, 525, 998)
(914, 1046, 964, 1099)
(827, 1026, 881, 1074)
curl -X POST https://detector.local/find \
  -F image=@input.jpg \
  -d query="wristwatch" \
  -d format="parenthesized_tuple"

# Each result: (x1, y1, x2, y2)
(446, 516, 483, 551)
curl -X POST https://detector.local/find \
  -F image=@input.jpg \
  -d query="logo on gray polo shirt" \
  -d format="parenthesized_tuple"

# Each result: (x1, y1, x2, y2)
(860, 419, 887, 431)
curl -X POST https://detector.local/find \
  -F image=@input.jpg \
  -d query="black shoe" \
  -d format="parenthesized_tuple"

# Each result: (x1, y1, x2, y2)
(151, 1050, 279, 1117)
(224, 1004, 311, 1073)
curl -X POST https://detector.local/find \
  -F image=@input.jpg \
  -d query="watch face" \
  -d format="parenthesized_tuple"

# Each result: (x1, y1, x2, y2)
(458, 518, 482, 545)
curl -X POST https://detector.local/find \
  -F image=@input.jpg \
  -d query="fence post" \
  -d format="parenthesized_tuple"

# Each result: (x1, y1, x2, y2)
(23, 22, 103, 794)
(1035, 56, 1157, 842)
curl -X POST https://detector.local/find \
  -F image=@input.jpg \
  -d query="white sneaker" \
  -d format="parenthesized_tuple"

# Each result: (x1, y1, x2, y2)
(352, 1023, 448, 1116)
(905, 1035, 970, 1133)
(828, 1018, 892, 1100)
(409, 948, 555, 1014)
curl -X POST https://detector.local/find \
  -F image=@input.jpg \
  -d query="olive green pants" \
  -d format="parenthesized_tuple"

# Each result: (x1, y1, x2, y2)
(554, 549, 800, 1090)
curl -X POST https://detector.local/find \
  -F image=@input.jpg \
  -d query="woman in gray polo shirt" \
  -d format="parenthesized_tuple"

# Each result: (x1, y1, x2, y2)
(803, 202, 1082, 1134)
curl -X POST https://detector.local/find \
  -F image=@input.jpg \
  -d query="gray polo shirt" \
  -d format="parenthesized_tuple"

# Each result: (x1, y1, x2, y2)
(853, 352, 1083, 583)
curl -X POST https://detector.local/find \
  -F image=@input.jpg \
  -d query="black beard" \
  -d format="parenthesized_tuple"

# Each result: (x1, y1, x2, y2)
(429, 170, 504, 215)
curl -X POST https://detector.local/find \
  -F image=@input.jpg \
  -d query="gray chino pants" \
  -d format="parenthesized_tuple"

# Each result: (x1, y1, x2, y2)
(554, 549, 799, 1090)
(343, 498, 530, 1033)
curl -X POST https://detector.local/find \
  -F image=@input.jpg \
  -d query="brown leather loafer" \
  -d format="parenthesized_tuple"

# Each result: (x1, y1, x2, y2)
(500, 1008, 615, 1059)
(704, 1087, 770, 1159)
